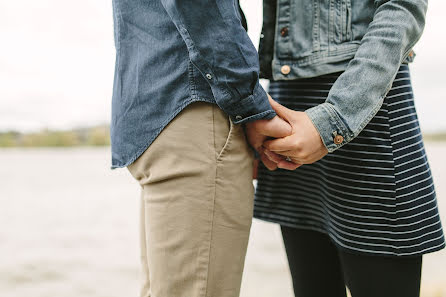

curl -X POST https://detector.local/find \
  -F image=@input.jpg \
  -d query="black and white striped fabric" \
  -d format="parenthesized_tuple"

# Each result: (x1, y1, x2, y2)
(254, 64, 445, 256)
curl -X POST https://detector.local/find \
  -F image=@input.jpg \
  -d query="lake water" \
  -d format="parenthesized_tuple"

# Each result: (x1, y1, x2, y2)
(1, 145, 445, 297)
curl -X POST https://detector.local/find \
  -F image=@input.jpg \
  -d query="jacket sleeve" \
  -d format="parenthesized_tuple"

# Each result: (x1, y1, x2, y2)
(305, 0, 428, 152)
(160, 0, 276, 124)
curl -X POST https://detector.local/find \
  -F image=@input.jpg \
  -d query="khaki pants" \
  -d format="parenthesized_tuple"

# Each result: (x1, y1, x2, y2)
(128, 102, 254, 297)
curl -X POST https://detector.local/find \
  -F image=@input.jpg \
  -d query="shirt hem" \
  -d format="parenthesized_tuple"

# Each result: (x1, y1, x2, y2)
(253, 213, 446, 258)
(110, 97, 215, 169)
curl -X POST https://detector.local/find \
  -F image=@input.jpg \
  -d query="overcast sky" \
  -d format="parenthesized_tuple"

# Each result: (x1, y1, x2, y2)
(1, 0, 445, 132)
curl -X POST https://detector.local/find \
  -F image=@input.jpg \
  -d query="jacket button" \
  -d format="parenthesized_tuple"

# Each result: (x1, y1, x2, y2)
(281, 65, 291, 75)
(334, 135, 344, 144)
(280, 27, 289, 37)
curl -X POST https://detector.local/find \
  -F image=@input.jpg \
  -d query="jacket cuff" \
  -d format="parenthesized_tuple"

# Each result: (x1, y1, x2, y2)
(219, 80, 276, 124)
(305, 103, 352, 153)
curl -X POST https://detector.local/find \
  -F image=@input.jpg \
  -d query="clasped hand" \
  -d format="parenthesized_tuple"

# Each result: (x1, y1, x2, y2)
(245, 95, 328, 172)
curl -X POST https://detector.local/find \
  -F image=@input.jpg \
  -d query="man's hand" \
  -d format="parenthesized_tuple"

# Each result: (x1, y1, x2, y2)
(263, 97, 328, 170)
(245, 97, 293, 171)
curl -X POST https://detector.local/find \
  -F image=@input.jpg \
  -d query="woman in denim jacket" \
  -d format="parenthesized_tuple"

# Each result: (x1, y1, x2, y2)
(252, 0, 445, 296)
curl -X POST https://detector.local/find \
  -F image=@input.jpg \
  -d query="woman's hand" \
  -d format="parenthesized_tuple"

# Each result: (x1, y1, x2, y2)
(263, 97, 328, 170)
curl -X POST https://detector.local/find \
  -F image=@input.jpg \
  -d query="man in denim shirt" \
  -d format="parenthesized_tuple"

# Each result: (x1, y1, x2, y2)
(111, 1, 294, 296)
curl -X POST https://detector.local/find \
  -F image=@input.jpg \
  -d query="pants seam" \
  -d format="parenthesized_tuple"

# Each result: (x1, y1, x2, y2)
(204, 109, 218, 297)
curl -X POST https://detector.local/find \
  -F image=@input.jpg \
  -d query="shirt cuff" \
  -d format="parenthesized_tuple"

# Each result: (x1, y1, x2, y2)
(218, 80, 277, 124)
(305, 103, 353, 153)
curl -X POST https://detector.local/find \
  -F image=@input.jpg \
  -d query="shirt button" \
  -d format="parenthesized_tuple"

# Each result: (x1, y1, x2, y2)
(280, 27, 289, 37)
(334, 135, 344, 144)
(206, 73, 212, 80)
(281, 65, 291, 75)
(235, 115, 243, 121)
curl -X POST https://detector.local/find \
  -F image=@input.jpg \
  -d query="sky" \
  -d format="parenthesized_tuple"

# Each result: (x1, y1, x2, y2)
(1, 0, 445, 133)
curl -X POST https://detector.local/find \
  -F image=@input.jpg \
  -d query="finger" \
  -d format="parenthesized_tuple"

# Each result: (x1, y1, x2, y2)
(268, 95, 295, 120)
(246, 131, 266, 152)
(260, 152, 277, 171)
(263, 149, 285, 163)
(273, 150, 295, 156)
(251, 138, 265, 152)
(277, 160, 302, 170)
(256, 116, 292, 138)
(263, 137, 297, 152)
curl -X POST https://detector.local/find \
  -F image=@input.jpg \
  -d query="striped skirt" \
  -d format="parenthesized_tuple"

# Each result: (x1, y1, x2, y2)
(254, 64, 445, 256)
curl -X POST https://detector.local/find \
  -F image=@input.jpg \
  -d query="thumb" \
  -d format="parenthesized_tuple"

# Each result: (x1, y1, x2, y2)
(268, 95, 294, 120)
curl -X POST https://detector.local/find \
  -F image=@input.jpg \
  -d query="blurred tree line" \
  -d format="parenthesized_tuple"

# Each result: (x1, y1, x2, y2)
(423, 133, 446, 142)
(0, 125, 110, 147)
(0, 125, 444, 147)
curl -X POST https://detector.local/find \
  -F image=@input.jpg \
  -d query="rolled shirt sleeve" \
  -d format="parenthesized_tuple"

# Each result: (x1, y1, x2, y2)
(160, 0, 276, 124)
(305, 0, 428, 152)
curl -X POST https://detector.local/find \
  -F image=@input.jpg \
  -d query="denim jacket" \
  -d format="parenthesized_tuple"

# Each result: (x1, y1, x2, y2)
(110, 0, 275, 168)
(259, 0, 427, 152)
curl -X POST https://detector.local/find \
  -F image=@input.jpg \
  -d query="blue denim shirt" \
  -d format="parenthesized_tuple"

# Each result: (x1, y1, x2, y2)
(110, 0, 276, 168)
(259, 0, 427, 152)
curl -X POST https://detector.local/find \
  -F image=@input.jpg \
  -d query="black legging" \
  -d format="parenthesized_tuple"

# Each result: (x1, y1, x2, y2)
(281, 226, 422, 297)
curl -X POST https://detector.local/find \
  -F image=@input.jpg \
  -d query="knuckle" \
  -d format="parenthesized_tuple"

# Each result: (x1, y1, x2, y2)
(294, 141, 303, 152)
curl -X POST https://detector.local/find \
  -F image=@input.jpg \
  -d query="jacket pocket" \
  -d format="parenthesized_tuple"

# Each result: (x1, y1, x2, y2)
(277, 0, 315, 59)
(333, 0, 352, 44)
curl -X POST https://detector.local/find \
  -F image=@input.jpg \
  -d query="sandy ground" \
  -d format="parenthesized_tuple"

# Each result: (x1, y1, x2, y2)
(0, 143, 445, 297)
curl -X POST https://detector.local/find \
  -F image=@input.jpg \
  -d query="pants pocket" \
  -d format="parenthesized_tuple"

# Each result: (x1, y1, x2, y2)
(212, 105, 235, 161)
